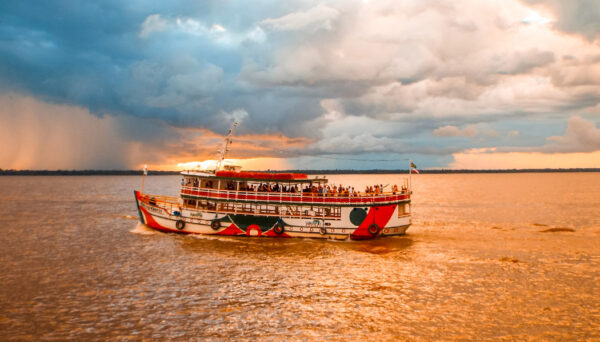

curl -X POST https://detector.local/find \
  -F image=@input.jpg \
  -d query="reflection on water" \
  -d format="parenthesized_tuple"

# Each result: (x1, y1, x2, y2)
(0, 174, 599, 340)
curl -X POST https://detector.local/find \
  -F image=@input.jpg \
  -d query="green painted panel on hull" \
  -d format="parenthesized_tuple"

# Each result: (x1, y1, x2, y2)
(227, 214, 281, 232)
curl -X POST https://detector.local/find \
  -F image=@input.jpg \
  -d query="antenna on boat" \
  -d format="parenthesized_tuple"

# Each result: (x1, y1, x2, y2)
(215, 121, 238, 172)
(142, 163, 147, 194)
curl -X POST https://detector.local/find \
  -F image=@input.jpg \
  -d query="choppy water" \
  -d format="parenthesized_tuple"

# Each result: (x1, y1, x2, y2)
(0, 173, 599, 340)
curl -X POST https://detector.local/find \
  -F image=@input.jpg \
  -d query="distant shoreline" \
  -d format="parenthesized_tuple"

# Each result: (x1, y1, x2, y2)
(1, 168, 599, 176)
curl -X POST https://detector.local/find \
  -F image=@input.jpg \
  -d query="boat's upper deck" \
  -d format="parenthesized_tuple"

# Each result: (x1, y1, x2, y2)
(181, 170, 327, 183)
(179, 170, 409, 207)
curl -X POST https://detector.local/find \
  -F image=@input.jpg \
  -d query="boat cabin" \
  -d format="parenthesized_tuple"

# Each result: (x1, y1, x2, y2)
(181, 170, 327, 193)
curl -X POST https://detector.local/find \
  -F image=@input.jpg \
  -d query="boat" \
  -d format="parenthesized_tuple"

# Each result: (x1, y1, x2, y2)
(134, 123, 413, 240)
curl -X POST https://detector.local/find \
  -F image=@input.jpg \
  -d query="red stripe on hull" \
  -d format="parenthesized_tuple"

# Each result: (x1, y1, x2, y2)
(351, 204, 397, 240)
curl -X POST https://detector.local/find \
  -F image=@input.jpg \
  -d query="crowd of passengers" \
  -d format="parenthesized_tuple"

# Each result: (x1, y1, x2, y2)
(184, 178, 407, 196)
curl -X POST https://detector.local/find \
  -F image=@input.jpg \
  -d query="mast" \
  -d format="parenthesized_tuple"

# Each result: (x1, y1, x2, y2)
(142, 163, 147, 194)
(215, 121, 238, 172)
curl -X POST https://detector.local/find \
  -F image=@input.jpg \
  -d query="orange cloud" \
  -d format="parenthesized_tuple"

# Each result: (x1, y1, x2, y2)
(169, 126, 312, 163)
(164, 157, 291, 171)
(451, 148, 600, 169)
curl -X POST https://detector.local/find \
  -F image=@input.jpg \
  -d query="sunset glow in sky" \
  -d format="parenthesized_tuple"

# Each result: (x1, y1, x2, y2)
(1, 0, 600, 170)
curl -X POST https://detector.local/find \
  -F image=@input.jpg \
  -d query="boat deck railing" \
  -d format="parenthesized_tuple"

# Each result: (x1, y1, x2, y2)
(139, 193, 181, 214)
(139, 192, 345, 220)
(179, 186, 410, 205)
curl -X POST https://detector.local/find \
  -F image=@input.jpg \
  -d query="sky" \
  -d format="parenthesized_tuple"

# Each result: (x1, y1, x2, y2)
(1, 0, 600, 170)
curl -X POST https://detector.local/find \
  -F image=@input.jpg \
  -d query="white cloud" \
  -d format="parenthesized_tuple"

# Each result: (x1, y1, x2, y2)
(242, 0, 600, 126)
(210, 24, 226, 33)
(523, 0, 600, 42)
(522, 8, 553, 25)
(140, 15, 227, 38)
(246, 26, 266, 43)
(260, 4, 339, 32)
(139, 14, 168, 38)
(141, 15, 266, 47)
(176, 17, 207, 35)
(542, 116, 600, 152)
(220, 109, 249, 125)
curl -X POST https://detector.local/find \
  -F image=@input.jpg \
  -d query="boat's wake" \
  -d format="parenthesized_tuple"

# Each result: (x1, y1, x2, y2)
(130, 223, 158, 235)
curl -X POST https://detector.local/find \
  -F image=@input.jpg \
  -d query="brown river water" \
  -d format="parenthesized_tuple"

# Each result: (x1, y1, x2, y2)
(0, 173, 599, 340)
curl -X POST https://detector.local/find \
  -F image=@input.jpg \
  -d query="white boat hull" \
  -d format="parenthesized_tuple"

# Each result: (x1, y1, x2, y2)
(135, 191, 410, 240)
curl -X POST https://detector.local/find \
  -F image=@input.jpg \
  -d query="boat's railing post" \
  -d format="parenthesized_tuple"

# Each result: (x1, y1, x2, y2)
(216, 180, 221, 213)
(234, 182, 239, 213)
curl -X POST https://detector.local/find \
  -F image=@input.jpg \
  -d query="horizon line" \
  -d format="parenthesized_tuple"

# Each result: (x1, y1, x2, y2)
(1, 168, 600, 175)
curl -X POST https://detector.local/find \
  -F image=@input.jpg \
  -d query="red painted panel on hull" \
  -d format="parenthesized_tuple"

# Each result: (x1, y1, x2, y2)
(217, 223, 245, 236)
(140, 206, 169, 230)
(263, 229, 291, 238)
(351, 204, 397, 240)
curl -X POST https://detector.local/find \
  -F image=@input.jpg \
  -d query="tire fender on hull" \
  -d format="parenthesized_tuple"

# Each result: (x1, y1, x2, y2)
(367, 223, 379, 236)
(273, 223, 284, 235)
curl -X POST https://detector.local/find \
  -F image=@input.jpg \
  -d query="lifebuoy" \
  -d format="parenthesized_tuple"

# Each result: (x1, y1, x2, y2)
(210, 220, 221, 230)
(176, 219, 185, 230)
(273, 224, 284, 235)
(319, 227, 327, 235)
(368, 223, 380, 236)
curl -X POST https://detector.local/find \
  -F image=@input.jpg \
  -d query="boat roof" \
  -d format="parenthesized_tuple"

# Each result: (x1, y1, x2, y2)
(180, 170, 328, 183)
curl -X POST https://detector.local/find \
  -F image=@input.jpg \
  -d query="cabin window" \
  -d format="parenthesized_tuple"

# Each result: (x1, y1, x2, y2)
(236, 203, 254, 213)
(201, 179, 214, 188)
(398, 203, 410, 217)
(218, 202, 235, 212)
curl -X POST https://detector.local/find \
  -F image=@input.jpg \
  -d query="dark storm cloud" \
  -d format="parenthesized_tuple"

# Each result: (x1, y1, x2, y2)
(0, 0, 323, 137)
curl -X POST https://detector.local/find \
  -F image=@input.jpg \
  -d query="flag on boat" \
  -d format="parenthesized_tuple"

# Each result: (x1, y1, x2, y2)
(143, 164, 148, 176)
(410, 162, 420, 174)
